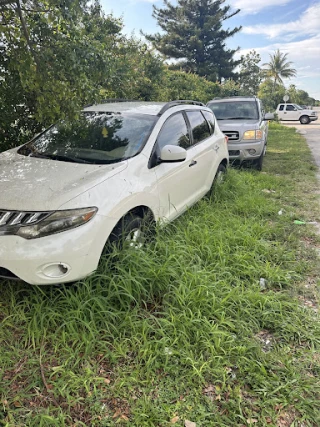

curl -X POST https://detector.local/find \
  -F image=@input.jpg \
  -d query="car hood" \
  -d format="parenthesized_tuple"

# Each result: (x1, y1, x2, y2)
(217, 119, 260, 131)
(0, 149, 127, 211)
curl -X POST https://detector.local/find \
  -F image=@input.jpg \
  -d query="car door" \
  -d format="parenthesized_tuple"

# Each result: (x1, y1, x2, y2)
(284, 104, 300, 120)
(185, 110, 220, 192)
(153, 111, 217, 222)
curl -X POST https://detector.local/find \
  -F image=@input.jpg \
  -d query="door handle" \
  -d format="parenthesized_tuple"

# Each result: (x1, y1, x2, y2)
(189, 160, 197, 167)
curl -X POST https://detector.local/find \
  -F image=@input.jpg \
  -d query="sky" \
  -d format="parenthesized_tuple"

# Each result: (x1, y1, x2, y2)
(100, 0, 320, 100)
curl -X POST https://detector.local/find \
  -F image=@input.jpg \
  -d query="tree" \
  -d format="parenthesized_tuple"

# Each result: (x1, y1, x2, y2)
(0, 1, 124, 122)
(239, 50, 262, 95)
(286, 85, 315, 106)
(0, 1, 132, 151)
(220, 79, 243, 97)
(144, 0, 242, 82)
(262, 49, 297, 92)
(257, 79, 286, 111)
(155, 68, 220, 102)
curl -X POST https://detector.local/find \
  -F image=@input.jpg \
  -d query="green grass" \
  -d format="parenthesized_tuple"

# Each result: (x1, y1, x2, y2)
(1, 123, 320, 426)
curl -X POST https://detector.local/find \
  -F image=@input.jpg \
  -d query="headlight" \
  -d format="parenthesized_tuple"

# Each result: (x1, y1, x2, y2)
(243, 130, 263, 140)
(17, 207, 97, 239)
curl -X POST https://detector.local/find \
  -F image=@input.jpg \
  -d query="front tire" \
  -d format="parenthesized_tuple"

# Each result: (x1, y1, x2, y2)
(108, 214, 146, 250)
(300, 115, 310, 124)
(252, 151, 264, 171)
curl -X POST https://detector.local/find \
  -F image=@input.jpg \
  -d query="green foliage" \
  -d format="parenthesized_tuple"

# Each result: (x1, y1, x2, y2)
(155, 69, 221, 103)
(220, 79, 244, 97)
(258, 79, 286, 111)
(239, 50, 262, 95)
(287, 84, 316, 106)
(144, 0, 242, 82)
(99, 39, 165, 101)
(0, 0, 125, 150)
(0, 58, 43, 151)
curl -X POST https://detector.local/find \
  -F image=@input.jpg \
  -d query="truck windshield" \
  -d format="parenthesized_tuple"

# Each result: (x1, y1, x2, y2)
(18, 112, 157, 164)
(208, 101, 259, 120)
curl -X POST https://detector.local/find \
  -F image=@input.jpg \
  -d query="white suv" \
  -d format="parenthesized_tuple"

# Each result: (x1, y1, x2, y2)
(0, 100, 228, 285)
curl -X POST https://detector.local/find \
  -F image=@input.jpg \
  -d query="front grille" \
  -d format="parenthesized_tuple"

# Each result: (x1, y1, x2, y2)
(224, 131, 239, 141)
(0, 210, 50, 228)
(0, 267, 20, 280)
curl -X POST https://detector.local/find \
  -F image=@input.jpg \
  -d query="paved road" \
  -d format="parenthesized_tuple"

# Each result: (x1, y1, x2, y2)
(280, 107, 320, 176)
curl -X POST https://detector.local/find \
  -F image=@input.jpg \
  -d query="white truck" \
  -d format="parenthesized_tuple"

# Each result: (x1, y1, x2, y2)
(276, 103, 318, 124)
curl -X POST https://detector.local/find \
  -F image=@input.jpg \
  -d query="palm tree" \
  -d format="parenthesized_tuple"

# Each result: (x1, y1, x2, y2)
(262, 49, 297, 92)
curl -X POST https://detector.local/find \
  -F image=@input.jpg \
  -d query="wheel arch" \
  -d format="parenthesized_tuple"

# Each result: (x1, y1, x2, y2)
(220, 158, 229, 168)
(124, 205, 156, 222)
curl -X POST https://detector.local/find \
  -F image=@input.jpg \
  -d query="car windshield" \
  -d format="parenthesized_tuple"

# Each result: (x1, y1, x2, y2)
(18, 112, 157, 164)
(208, 101, 259, 120)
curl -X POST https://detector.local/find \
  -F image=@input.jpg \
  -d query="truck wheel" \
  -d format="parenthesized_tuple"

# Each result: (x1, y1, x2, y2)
(252, 152, 264, 171)
(300, 115, 310, 124)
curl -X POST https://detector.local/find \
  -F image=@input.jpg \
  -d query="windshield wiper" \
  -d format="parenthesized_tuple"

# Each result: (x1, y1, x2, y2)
(26, 151, 89, 164)
(224, 117, 255, 120)
(38, 153, 90, 164)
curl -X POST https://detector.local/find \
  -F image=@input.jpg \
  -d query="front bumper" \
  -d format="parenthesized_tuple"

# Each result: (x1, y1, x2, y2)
(0, 214, 114, 285)
(227, 140, 265, 162)
(310, 116, 318, 122)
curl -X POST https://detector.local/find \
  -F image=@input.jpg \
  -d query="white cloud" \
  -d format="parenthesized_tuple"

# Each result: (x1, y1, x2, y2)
(228, 0, 293, 15)
(237, 35, 320, 98)
(242, 4, 320, 39)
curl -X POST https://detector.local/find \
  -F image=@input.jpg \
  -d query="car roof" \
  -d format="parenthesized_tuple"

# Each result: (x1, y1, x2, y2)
(83, 100, 206, 116)
(83, 101, 166, 116)
(207, 97, 258, 103)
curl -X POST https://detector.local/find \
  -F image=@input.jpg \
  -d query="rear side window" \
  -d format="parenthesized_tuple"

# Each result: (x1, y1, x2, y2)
(202, 110, 215, 133)
(286, 105, 295, 111)
(279, 105, 284, 111)
(157, 113, 190, 150)
(186, 111, 211, 145)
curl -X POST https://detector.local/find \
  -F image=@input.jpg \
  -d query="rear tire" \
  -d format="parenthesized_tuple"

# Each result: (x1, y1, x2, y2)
(208, 163, 226, 196)
(300, 115, 310, 124)
(215, 163, 227, 183)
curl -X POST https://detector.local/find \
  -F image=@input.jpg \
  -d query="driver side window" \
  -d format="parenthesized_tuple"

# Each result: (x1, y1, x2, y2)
(286, 105, 296, 111)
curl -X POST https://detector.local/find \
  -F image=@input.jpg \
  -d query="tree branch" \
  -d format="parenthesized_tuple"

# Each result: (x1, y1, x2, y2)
(0, 0, 16, 6)
(15, 0, 40, 68)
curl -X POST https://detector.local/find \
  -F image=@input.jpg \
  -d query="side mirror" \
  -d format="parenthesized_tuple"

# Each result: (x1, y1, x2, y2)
(160, 145, 187, 162)
(264, 112, 275, 121)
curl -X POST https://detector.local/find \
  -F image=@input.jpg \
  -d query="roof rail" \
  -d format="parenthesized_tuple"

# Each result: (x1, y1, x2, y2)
(158, 100, 205, 116)
(226, 95, 257, 99)
(99, 98, 139, 104)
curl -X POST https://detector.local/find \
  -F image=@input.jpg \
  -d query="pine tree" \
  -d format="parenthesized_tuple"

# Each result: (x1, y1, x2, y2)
(144, 0, 242, 82)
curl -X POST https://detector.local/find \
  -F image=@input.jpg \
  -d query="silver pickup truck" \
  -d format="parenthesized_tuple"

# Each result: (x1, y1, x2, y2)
(207, 96, 274, 171)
